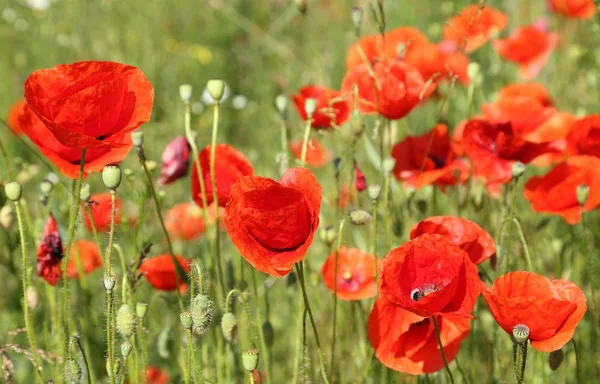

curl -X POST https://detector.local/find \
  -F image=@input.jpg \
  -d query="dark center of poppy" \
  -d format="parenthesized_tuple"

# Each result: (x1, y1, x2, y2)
(96, 134, 109, 140)
(410, 283, 440, 301)
(41, 232, 64, 264)
(429, 155, 446, 169)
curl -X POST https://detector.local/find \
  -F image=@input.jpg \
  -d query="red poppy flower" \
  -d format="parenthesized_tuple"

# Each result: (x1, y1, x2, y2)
(289, 139, 332, 168)
(191, 144, 254, 208)
(66, 240, 102, 279)
(443, 5, 509, 53)
(482, 271, 586, 352)
(410, 216, 495, 265)
(158, 136, 191, 186)
(368, 295, 471, 375)
(37, 213, 63, 285)
(320, 246, 378, 301)
(566, 115, 600, 157)
(146, 366, 169, 384)
(165, 202, 226, 241)
(7, 99, 26, 134)
(391, 124, 469, 189)
(524, 155, 600, 224)
(336, 184, 355, 210)
(83, 193, 122, 233)
(498, 83, 553, 107)
(15, 102, 133, 179)
(494, 23, 558, 80)
(405, 42, 470, 85)
(462, 119, 553, 184)
(354, 162, 367, 192)
(224, 167, 321, 277)
(380, 234, 481, 318)
(341, 59, 427, 120)
(548, 0, 596, 19)
(24, 61, 153, 149)
(139, 254, 191, 292)
(292, 86, 350, 130)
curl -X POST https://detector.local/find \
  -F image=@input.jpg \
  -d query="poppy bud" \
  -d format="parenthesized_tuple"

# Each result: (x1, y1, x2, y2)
(221, 312, 238, 344)
(136, 302, 148, 319)
(262, 321, 274, 347)
(242, 348, 259, 372)
(304, 98, 317, 118)
(467, 62, 481, 81)
(350, 111, 364, 136)
(80, 183, 91, 203)
(548, 349, 564, 371)
(368, 184, 381, 201)
(158, 136, 191, 186)
(350, 210, 372, 226)
(179, 84, 193, 103)
(190, 294, 215, 335)
(132, 130, 143, 147)
(512, 324, 529, 343)
(511, 162, 525, 180)
(120, 341, 133, 358)
(275, 95, 288, 118)
(64, 358, 82, 384)
(180, 311, 193, 330)
(104, 274, 116, 292)
(116, 304, 136, 338)
(382, 158, 396, 175)
(351, 7, 363, 33)
(4, 181, 22, 201)
(102, 165, 122, 190)
(145, 160, 157, 172)
(320, 225, 337, 246)
(106, 358, 120, 379)
(40, 179, 53, 195)
(0, 205, 14, 229)
(576, 184, 589, 206)
(47, 172, 59, 185)
(206, 79, 226, 102)
(294, 0, 307, 14)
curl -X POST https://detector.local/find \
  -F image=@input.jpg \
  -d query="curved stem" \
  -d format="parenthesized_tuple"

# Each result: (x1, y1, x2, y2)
(432, 316, 455, 384)
(225, 289, 241, 313)
(502, 180, 518, 272)
(511, 218, 533, 272)
(299, 118, 312, 167)
(70, 335, 92, 384)
(330, 218, 346, 378)
(0, 136, 14, 180)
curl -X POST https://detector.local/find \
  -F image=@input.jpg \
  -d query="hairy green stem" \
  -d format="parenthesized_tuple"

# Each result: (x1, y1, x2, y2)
(70, 335, 92, 384)
(432, 316, 455, 384)
(502, 180, 518, 272)
(511, 218, 533, 271)
(299, 117, 312, 167)
(279, 115, 289, 176)
(513, 341, 527, 384)
(251, 269, 272, 382)
(572, 338, 580, 384)
(85, 205, 105, 269)
(330, 218, 346, 378)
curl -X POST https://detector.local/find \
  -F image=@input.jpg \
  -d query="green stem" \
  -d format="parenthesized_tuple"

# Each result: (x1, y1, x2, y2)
(572, 338, 580, 384)
(105, 190, 117, 275)
(432, 316, 455, 384)
(249, 371, 255, 384)
(502, 180, 518, 272)
(70, 335, 93, 384)
(292, 295, 304, 384)
(279, 116, 289, 176)
(225, 289, 242, 313)
(513, 341, 528, 384)
(251, 269, 272, 382)
(330, 218, 346, 378)
(105, 190, 118, 384)
(106, 289, 115, 384)
(299, 117, 312, 167)
(382, 174, 392, 249)
(511, 218, 533, 271)
(85, 205, 105, 269)
(0, 136, 14, 180)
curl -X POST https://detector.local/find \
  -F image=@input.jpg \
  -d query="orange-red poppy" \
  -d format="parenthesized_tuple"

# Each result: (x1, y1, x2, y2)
(443, 4, 508, 53)
(566, 115, 600, 157)
(482, 271, 586, 352)
(368, 295, 470, 375)
(14, 101, 133, 179)
(380, 234, 481, 318)
(498, 83, 553, 107)
(165, 202, 223, 241)
(67, 240, 102, 279)
(405, 42, 470, 86)
(410, 216, 495, 265)
(292, 86, 350, 130)
(320, 246, 378, 301)
(158, 136, 191, 186)
(7, 99, 26, 134)
(289, 139, 332, 168)
(524, 155, 600, 224)
(224, 167, 322, 277)
(391, 124, 469, 189)
(139, 254, 191, 292)
(548, 0, 596, 19)
(37, 213, 63, 286)
(191, 144, 254, 208)
(146, 366, 169, 384)
(494, 23, 559, 80)
(84, 193, 122, 233)
(341, 59, 427, 120)
(24, 61, 153, 149)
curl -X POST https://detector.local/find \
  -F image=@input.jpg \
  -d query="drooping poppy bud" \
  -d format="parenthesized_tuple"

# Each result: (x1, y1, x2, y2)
(36, 213, 63, 285)
(158, 136, 191, 186)
(354, 161, 367, 192)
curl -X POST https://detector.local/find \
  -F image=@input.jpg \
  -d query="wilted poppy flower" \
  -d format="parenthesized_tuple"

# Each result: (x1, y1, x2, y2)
(165, 202, 223, 241)
(139, 254, 191, 292)
(391, 124, 469, 189)
(380, 234, 480, 318)
(191, 144, 254, 208)
(494, 23, 558, 80)
(15, 102, 133, 178)
(37, 213, 63, 285)
(24, 61, 153, 149)
(341, 59, 427, 120)
(7, 99, 26, 134)
(84, 193, 122, 233)
(548, 0, 596, 19)
(292, 86, 350, 130)
(524, 155, 600, 224)
(289, 139, 332, 168)
(146, 366, 169, 384)
(66, 240, 102, 278)
(566, 115, 600, 157)
(320, 246, 378, 300)
(410, 216, 495, 265)
(368, 295, 471, 375)
(225, 167, 322, 277)
(158, 136, 191, 186)
(443, 4, 508, 53)
(482, 271, 586, 352)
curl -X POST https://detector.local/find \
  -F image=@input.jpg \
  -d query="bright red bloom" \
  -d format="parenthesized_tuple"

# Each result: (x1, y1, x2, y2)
(84, 193, 122, 233)
(320, 246, 378, 301)
(524, 155, 600, 224)
(191, 144, 254, 208)
(37, 214, 63, 285)
(7, 99, 26, 134)
(410, 216, 495, 265)
(146, 366, 169, 384)
(443, 5, 508, 53)
(405, 42, 470, 85)
(139, 254, 191, 292)
(24, 61, 153, 149)
(292, 86, 350, 130)
(566, 115, 600, 157)
(14, 101, 133, 178)
(391, 124, 469, 189)
(165, 202, 224, 241)
(341, 59, 427, 120)
(67, 240, 102, 279)
(548, 0, 596, 19)
(498, 83, 553, 107)
(289, 139, 332, 168)
(354, 162, 367, 192)
(381, 234, 481, 318)
(482, 271, 586, 352)
(368, 295, 470, 375)
(224, 167, 322, 277)
(158, 136, 191, 186)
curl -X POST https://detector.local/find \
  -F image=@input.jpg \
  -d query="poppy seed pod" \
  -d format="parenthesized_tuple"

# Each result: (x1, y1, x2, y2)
(191, 294, 215, 335)
(102, 165, 122, 190)
(350, 210, 373, 226)
(275, 95, 288, 118)
(80, 183, 91, 203)
(64, 358, 82, 384)
(576, 184, 589, 206)
(511, 162, 526, 180)
(116, 304, 136, 338)
(304, 98, 317, 117)
(4, 181, 22, 201)
(242, 348, 260, 372)
(206, 79, 225, 102)
(179, 84, 193, 102)
(221, 312, 238, 344)
(382, 158, 396, 175)
(180, 311, 193, 330)
(512, 324, 530, 343)
(121, 341, 133, 358)
(136, 302, 148, 319)
(319, 225, 337, 246)
(132, 130, 143, 147)
(548, 349, 564, 371)
(40, 179, 53, 195)
(104, 274, 116, 292)
(368, 184, 381, 201)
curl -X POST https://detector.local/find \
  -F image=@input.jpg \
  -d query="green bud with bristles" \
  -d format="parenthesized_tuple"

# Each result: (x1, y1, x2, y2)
(116, 304, 136, 338)
(221, 312, 238, 344)
(180, 311, 193, 330)
(64, 358, 82, 384)
(368, 184, 381, 201)
(349, 210, 372, 226)
(275, 95, 288, 118)
(191, 294, 215, 335)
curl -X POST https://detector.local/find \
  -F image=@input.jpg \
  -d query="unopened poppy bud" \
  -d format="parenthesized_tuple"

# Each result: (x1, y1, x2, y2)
(116, 304, 136, 338)
(104, 274, 116, 291)
(351, 111, 364, 136)
(262, 321, 274, 347)
(120, 340, 133, 358)
(64, 358, 82, 384)
(40, 179, 53, 195)
(304, 98, 316, 118)
(382, 158, 396, 175)
(511, 162, 525, 180)
(80, 183, 91, 203)
(351, 7, 363, 32)
(275, 95, 288, 118)
(221, 312, 238, 344)
(350, 210, 372, 226)
(132, 130, 143, 147)
(548, 349, 564, 371)
(106, 358, 120, 378)
(4, 181, 22, 201)
(179, 84, 193, 102)
(102, 164, 122, 190)
(191, 294, 215, 335)
(206, 79, 226, 102)
(294, 0, 307, 14)
(242, 348, 260, 372)
(136, 302, 148, 318)
(576, 184, 589, 206)
(467, 62, 481, 81)
(512, 324, 529, 343)
(368, 184, 381, 201)
(180, 311, 193, 330)
(320, 225, 337, 246)
(0, 205, 14, 229)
